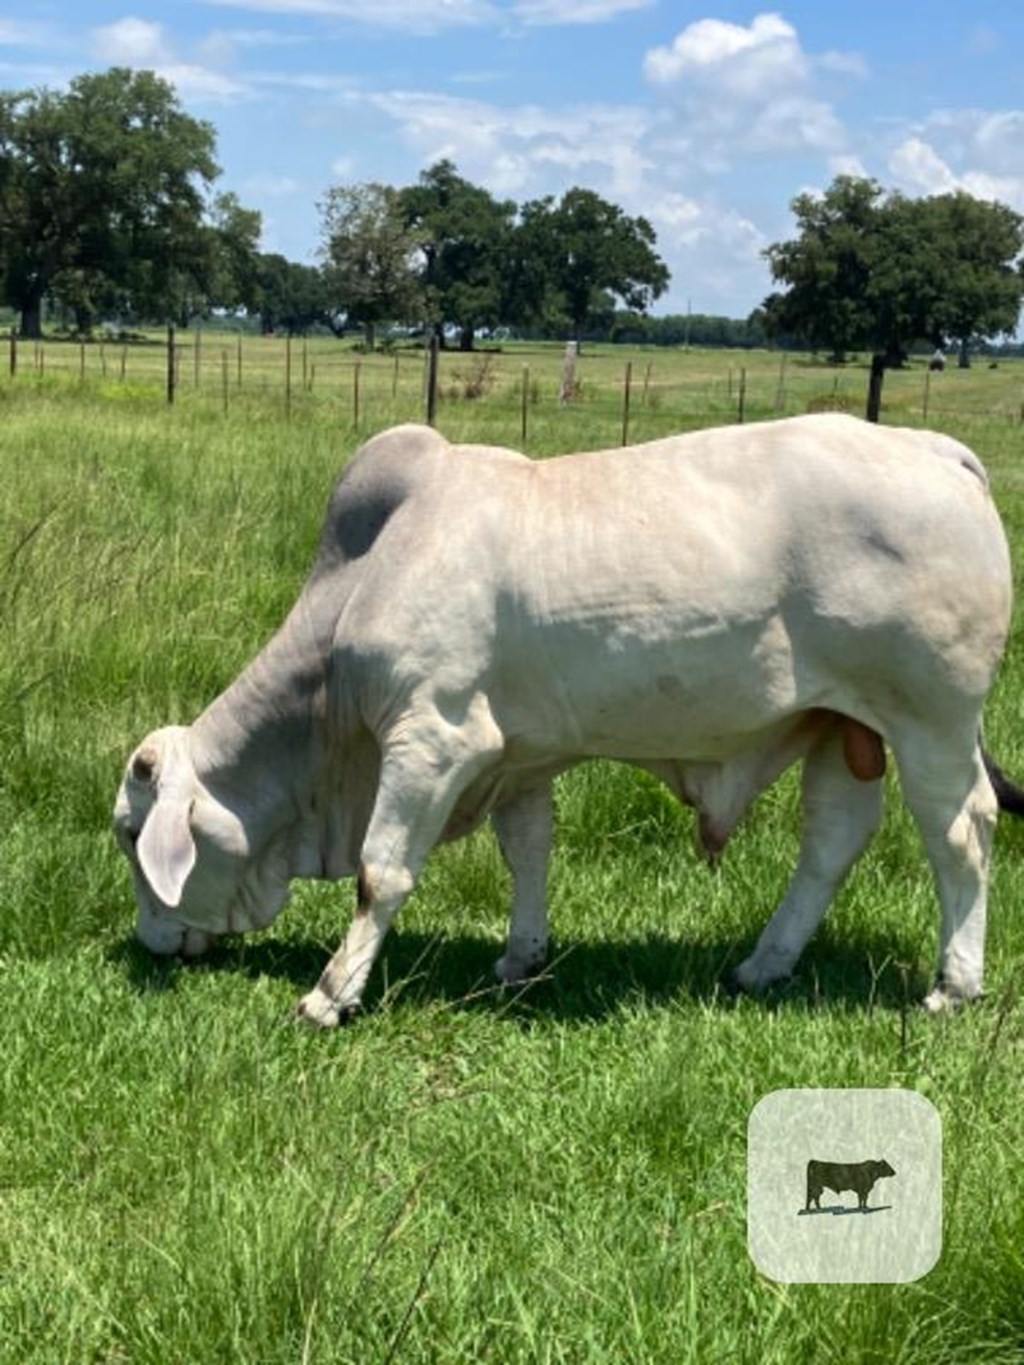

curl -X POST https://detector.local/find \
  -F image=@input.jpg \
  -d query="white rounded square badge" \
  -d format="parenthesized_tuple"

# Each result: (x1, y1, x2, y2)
(747, 1088, 942, 1283)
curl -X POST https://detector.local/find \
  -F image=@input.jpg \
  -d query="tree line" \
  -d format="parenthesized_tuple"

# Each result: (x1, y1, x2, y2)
(0, 68, 668, 348)
(2, 67, 1022, 379)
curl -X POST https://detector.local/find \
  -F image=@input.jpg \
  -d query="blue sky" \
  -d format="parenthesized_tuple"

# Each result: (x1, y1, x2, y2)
(2, 2, 1024, 317)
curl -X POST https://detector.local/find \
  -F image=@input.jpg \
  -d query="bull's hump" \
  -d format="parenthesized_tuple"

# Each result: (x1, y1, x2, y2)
(316, 425, 450, 569)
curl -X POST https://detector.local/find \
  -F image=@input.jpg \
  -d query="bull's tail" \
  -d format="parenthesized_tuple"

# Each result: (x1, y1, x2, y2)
(982, 747, 1024, 818)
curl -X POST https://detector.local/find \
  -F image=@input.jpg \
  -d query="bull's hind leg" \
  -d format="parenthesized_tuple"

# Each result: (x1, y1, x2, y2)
(890, 728, 996, 1011)
(734, 726, 884, 994)
(492, 783, 553, 983)
(296, 699, 503, 1027)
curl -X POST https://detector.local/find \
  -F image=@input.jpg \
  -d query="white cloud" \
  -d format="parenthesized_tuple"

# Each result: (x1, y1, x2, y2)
(749, 96, 845, 153)
(818, 49, 868, 79)
(216, 26, 312, 46)
(206, 0, 648, 27)
(827, 152, 869, 179)
(365, 90, 654, 198)
(90, 17, 171, 66)
(0, 20, 56, 47)
(159, 62, 253, 103)
(513, 0, 652, 25)
(642, 12, 859, 168)
(888, 133, 1024, 210)
(972, 111, 1024, 176)
(87, 17, 254, 103)
(888, 137, 958, 194)
(247, 69, 358, 92)
(644, 13, 807, 96)
(204, 0, 499, 34)
(644, 192, 768, 309)
(241, 171, 301, 195)
(885, 111, 1024, 211)
(329, 155, 356, 179)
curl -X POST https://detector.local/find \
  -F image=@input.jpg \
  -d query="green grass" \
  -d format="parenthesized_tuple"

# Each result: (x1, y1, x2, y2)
(2, 353, 1024, 1362)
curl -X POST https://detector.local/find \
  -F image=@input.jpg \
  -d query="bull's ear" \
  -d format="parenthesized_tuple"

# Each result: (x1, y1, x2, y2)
(136, 795, 196, 908)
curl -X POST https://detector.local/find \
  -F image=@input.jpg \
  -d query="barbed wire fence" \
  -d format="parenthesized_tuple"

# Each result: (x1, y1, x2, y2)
(5, 327, 1023, 444)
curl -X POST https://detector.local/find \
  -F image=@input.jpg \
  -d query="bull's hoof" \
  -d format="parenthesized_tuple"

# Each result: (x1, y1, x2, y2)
(921, 984, 982, 1014)
(295, 989, 359, 1029)
(732, 961, 782, 997)
(720, 971, 744, 999)
(494, 953, 547, 986)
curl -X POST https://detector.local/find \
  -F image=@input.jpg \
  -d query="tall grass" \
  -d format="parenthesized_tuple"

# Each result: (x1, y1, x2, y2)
(1, 361, 1023, 1362)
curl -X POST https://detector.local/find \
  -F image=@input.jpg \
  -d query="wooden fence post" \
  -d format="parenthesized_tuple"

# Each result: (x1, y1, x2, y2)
(922, 368, 931, 423)
(222, 349, 229, 415)
(120, 345, 127, 382)
(559, 340, 578, 406)
(621, 361, 633, 446)
(166, 324, 175, 405)
(392, 353, 400, 402)
(737, 367, 747, 424)
(353, 360, 361, 429)
(194, 328, 201, 388)
(774, 353, 787, 411)
(521, 365, 529, 444)
(426, 334, 440, 426)
(237, 335, 243, 389)
(79, 340, 86, 381)
(866, 354, 884, 423)
(8, 329, 16, 378)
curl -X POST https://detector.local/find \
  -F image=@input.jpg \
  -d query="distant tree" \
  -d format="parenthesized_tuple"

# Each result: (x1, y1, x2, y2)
(924, 191, 1024, 367)
(400, 160, 517, 351)
(319, 182, 422, 349)
(0, 68, 218, 338)
(763, 176, 1024, 418)
(763, 177, 885, 365)
(49, 267, 126, 334)
(518, 189, 669, 347)
(253, 254, 328, 335)
(124, 191, 262, 328)
(206, 192, 263, 315)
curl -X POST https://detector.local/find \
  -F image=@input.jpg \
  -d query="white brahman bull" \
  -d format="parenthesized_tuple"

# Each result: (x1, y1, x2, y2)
(114, 415, 1015, 1026)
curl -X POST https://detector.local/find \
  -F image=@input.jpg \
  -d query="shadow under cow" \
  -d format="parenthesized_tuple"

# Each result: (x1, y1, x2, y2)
(110, 919, 931, 1023)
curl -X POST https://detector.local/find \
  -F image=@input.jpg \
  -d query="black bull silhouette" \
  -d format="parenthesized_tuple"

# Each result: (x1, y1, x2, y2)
(805, 1158, 896, 1211)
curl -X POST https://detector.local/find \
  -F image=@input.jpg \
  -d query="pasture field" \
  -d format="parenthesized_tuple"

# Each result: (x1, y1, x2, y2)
(2, 345, 1024, 1363)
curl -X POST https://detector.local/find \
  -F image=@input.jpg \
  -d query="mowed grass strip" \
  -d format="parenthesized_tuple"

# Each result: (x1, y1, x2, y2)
(1, 363, 1023, 1363)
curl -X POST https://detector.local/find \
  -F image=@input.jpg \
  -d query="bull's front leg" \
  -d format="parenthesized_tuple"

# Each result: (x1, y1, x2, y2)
(297, 700, 503, 1028)
(491, 783, 553, 984)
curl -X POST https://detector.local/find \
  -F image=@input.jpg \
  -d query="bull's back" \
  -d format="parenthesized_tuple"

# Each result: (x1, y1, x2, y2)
(486, 417, 1010, 755)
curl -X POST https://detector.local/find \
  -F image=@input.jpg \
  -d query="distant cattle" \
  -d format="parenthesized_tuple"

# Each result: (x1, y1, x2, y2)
(805, 1158, 895, 1211)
